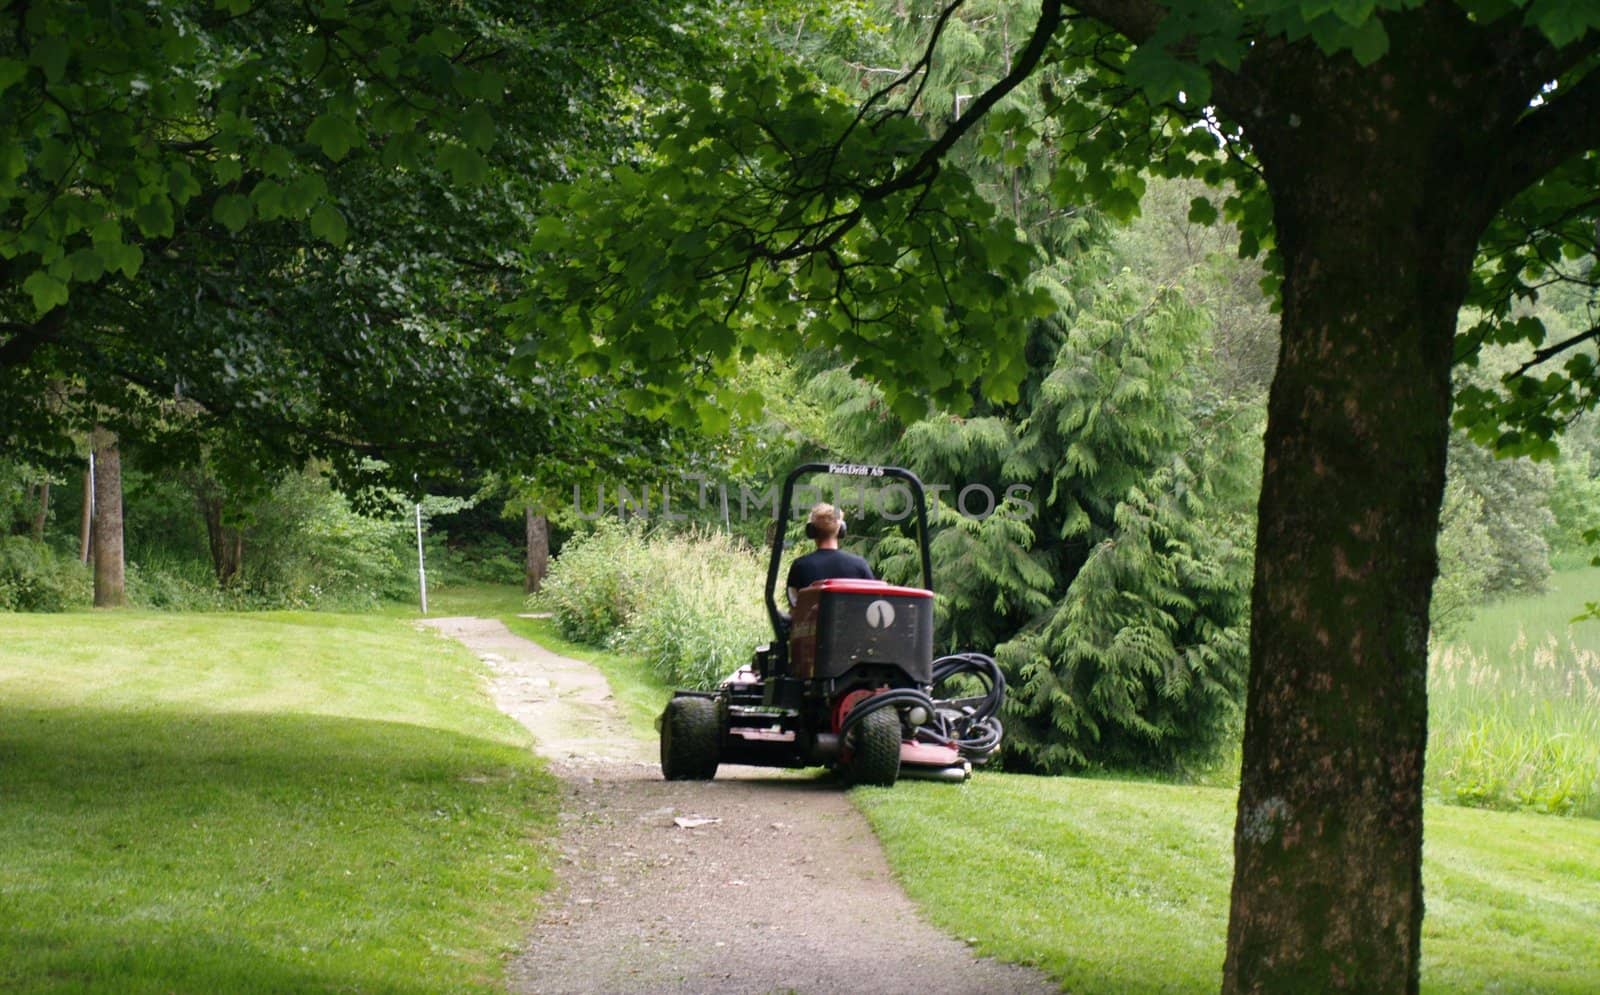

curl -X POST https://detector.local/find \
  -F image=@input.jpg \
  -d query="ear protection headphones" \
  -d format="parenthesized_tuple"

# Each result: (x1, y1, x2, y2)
(804, 512, 846, 540)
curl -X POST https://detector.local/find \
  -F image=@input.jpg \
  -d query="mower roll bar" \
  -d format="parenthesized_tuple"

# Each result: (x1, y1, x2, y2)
(763, 462, 934, 641)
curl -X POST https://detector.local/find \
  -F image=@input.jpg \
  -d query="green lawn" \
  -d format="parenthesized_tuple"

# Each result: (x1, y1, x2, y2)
(1453, 565, 1600, 658)
(0, 611, 557, 994)
(855, 774, 1600, 994)
(377, 580, 532, 620)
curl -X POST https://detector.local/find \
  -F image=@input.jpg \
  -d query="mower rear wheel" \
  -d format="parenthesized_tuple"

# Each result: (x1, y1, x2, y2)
(661, 696, 720, 780)
(842, 706, 901, 786)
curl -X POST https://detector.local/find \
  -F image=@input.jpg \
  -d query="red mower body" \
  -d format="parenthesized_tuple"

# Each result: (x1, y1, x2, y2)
(789, 579, 934, 683)
(658, 463, 1004, 787)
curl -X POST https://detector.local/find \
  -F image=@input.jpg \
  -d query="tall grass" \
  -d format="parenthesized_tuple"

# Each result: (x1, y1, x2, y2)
(530, 520, 772, 689)
(1428, 566, 1600, 817)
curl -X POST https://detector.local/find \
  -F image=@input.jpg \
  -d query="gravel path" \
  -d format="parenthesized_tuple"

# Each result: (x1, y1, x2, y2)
(421, 616, 1055, 995)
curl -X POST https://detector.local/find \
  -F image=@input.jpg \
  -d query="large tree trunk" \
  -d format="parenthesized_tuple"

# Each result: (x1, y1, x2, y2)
(91, 430, 126, 607)
(524, 510, 549, 594)
(1219, 34, 1497, 993)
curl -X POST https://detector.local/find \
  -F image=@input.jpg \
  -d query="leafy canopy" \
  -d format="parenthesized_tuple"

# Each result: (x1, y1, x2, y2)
(1, 0, 712, 489)
(515, 51, 1056, 429)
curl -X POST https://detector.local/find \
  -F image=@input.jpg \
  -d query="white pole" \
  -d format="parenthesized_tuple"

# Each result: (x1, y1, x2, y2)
(415, 501, 428, 615)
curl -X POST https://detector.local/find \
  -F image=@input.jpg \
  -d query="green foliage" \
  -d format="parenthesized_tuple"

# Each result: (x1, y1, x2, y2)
(529, 521, 653, 645)
(0, 535, 89, 611)
(2, 1, 712, 496)
(1430, 592, 1600, 818)
(1446, 427, 1555, 599)
(237, 470, 412, 610)
(789, 254, 1256, 773)
(0, 0, 677, 315)
(1547, 449, 1600, 563)
(516, 52, 1053, 429)
(1433, 565, 1600, 816)
(424, 533, 524, 588)
(531, 521, 770, 689)
(0, 460, 54, 534)
(1431, 477, 1496, 638)
(125, 555, 236, 612)
(119, 465, 413, 611)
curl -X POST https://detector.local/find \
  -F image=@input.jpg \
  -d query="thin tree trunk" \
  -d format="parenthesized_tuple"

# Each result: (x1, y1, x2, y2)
(80, 463, 93, 563)
(91, 430, 126, 607)
(31, 481, 49, 541)
(525, 510, 549, 594)
(1220, 41, 1494, 991)
(198, 491, 243, 586)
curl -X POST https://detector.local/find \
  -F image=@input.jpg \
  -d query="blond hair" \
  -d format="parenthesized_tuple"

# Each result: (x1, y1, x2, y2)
(808, 502, 843, 540)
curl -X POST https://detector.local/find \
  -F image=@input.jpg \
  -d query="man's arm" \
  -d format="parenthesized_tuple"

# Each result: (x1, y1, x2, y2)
(785, 558, 804, 607)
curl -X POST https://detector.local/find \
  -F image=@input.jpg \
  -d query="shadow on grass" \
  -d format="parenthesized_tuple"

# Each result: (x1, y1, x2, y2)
(0, 706, 555, 995)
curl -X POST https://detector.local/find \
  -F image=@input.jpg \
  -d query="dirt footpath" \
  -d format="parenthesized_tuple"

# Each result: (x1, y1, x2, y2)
(422, 617, 1054, 995)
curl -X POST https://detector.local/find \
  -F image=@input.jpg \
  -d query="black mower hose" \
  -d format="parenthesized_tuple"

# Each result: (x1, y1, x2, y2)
(837, 652, 1007, 765)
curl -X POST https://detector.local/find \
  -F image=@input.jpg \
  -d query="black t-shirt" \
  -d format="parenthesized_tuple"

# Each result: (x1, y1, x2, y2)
(786, 548, 875, 604)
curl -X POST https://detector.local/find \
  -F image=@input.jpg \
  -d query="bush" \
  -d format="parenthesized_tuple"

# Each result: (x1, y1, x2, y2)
(1547, 453, 1600, 566)
(0, 537, 91, 612)
(237, 471, 413, 611)
(123, 469, 416, 613)
(423, 533, 524, 588)
(532, 521, 769, 689)
(529, 520, 651, 644)
(127, 556, 234, 611)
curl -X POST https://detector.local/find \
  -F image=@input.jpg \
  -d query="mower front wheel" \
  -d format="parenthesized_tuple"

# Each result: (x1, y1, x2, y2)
(661, 695, 721, 781)
(842, 706, 901, 786)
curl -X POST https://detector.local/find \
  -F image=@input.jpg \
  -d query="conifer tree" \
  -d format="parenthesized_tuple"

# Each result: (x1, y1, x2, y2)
(803, 247, 1255, 772)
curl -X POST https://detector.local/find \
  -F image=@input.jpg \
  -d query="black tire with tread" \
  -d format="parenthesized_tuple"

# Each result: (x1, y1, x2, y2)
(842, 706, 901, 786)
(660, 696, 720, 780)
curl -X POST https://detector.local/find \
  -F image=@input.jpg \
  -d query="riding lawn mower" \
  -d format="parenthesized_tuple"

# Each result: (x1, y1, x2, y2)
(658, 463, 1005, 786)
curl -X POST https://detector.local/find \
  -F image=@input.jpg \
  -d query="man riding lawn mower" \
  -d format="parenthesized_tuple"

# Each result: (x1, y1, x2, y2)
(658, 463, 1005, 786)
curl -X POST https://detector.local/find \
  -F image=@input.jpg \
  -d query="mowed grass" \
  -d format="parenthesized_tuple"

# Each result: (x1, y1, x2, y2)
(1429, 565, 1600, 817)
(0, 612, 556, 994)
(377, 580, 531, 621)
(855, 774, 1600, 994)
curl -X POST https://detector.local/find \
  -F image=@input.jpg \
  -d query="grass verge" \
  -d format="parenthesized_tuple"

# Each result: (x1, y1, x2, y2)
(855, 774, 1600, 994)
(0, 611, 556, 994)
(377, 580, 531, 620)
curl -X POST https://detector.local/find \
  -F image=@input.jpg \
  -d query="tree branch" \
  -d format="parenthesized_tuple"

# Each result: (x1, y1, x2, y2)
(753, 0, 1067, 267)
(1495, 53, 1600, 201)
(1513, 323, 1600, 378)
(0, 309, 67, 370)
(1048, 0, 1167, 45)
(862, 0, 1066, 200)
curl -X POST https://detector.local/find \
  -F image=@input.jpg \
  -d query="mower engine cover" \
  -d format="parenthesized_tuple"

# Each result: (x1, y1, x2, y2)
(789, 579, 933, 683)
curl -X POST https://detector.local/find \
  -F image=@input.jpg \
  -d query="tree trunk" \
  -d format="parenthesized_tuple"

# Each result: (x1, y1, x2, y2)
(1219, 36, 1498, 993)
(198, 491, 243, 586)
(80, 464, 93, 563)
(31, 481, 49, 541)
(525, 510, 549, 594)
(91, 430, 126, 607)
